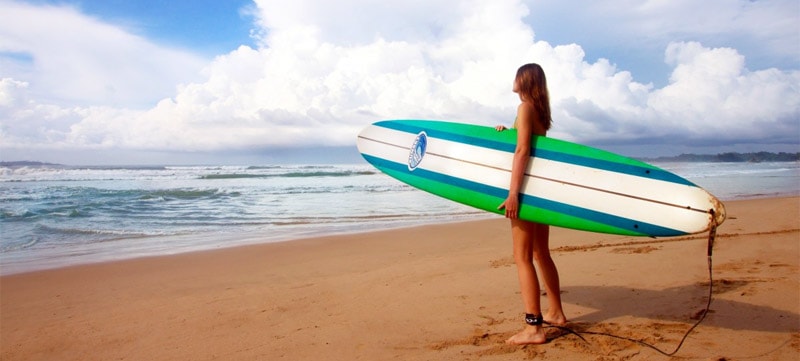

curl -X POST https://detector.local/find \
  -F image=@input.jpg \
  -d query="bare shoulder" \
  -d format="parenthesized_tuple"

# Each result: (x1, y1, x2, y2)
(516, 102, 536, 126)
(517, 102, 535, 112)
(516, 102, 546, 136)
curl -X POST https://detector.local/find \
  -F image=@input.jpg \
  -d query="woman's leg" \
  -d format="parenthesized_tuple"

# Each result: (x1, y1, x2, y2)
(511, 219, 540, 314)
(531, 223, 567, 325)
(506, 219, 546, 345)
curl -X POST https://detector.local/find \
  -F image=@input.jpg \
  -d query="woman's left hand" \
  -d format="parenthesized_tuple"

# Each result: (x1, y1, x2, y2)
(498, 194, 519, 219)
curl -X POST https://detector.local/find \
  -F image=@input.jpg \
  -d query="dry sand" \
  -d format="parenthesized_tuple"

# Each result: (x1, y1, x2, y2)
(1, 197, 798, 360)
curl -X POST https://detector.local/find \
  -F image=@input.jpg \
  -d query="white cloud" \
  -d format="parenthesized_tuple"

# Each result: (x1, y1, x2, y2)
(648, 42, 799, 143)
(252, 0, 467, 46)
(0, 1, 207, 108)
(0, 0, 798, 161)
(525, 0, 800, 64)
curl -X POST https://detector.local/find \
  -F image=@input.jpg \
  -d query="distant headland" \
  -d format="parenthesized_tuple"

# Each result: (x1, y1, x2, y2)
(0, 161, 64, 167)
(641, 152, 799, 163)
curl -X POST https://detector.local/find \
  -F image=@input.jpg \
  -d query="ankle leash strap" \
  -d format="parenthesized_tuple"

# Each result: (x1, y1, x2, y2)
(525, 313, 543, 326)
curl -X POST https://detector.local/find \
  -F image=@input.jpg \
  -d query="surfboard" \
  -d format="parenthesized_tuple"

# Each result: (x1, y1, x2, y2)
(356, 119, 726, 237)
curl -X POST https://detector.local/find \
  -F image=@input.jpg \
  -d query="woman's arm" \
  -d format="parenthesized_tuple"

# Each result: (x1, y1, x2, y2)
(498, 103, 536, 218)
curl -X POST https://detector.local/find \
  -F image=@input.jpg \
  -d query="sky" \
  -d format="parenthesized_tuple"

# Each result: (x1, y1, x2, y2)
(0, 0, 798, 165)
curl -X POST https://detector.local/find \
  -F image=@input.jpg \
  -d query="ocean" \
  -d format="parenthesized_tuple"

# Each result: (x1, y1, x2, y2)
(1, 161, 798, 275)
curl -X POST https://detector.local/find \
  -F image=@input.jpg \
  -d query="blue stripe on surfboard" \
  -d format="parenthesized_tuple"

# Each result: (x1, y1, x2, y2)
(362, 153, 686, 236)
(375, 121, 695, 187)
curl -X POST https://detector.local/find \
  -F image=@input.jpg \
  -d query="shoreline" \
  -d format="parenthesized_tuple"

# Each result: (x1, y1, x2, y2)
(0, 211, 493, 276)
(2, 192, 797, 276)
(2, 196, 798, 360)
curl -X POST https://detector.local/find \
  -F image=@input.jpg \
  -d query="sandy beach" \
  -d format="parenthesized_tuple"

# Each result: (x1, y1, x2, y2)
(1, 196, 798, 360)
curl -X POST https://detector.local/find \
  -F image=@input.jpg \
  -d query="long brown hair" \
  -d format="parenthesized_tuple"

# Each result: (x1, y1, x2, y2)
(515, 63, 552, 130)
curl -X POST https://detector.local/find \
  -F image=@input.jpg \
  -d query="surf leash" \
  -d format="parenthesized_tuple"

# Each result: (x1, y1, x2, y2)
(546, 209, 719, 356)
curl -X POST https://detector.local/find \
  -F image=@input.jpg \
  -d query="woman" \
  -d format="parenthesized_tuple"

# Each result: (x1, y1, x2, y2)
(496, 63, 567, 345)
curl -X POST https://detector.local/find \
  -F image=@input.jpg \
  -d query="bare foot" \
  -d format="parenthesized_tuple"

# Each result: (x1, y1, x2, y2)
(544, 312, 567, 326)
(505, 325, 546, 345)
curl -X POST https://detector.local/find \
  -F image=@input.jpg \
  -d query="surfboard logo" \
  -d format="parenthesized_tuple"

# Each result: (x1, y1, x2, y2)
(408, 131, 428, 171)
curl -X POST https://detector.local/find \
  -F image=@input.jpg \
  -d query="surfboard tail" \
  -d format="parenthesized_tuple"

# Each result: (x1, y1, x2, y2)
(710, 195, 727, 229)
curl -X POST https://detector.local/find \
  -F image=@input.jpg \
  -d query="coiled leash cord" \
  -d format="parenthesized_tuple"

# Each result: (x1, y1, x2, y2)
(546, 210, 718, 357)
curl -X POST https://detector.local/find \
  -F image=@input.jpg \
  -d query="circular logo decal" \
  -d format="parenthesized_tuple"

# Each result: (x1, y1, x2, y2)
(408, 131, 427, 171)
